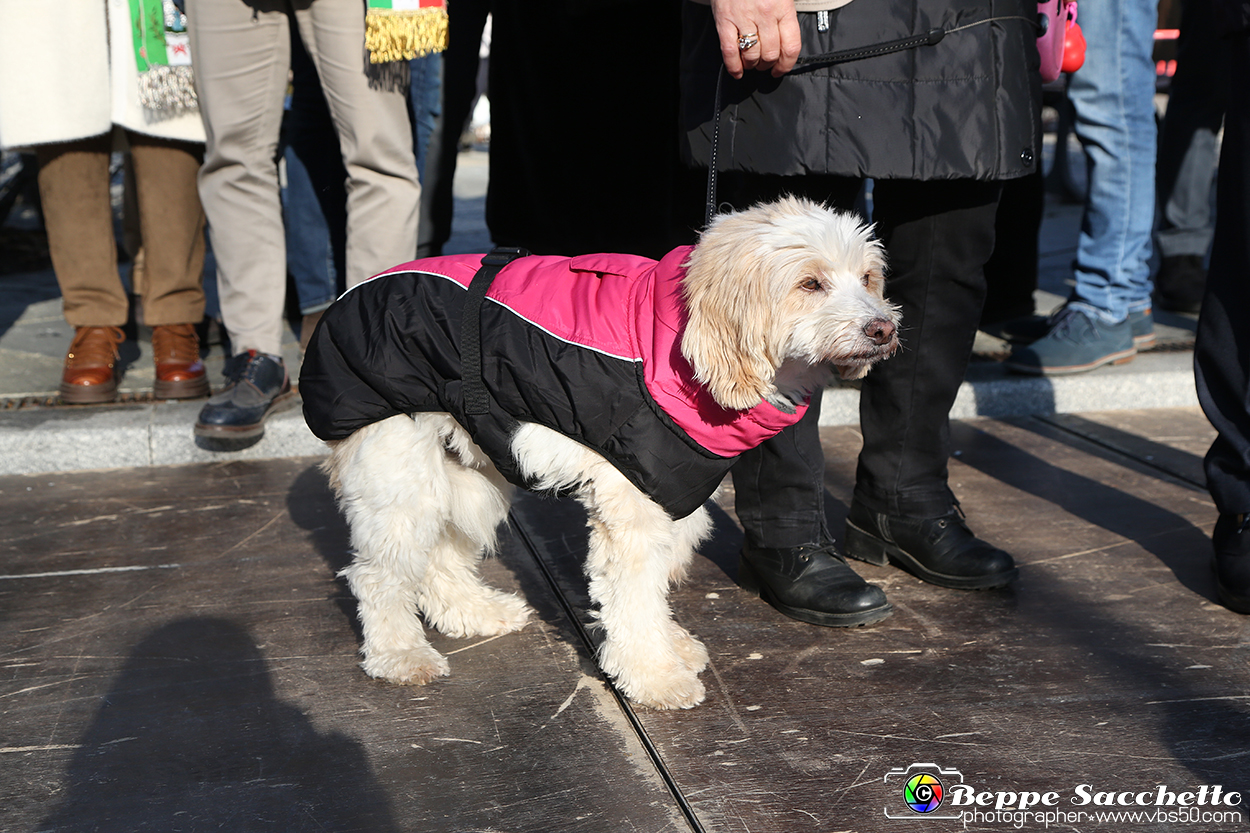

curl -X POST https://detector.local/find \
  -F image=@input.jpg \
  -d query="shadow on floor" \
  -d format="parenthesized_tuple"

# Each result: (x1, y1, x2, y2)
(38, 617, 401, 833)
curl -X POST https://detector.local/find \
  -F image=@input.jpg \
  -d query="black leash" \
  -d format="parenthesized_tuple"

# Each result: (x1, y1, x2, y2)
(704, 15, 1034, 225)
(704, 67, 729, 228)
(462, 246, 529, 415)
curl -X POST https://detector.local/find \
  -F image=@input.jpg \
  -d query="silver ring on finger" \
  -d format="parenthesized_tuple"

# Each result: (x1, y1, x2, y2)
(738, 32, 759, 51)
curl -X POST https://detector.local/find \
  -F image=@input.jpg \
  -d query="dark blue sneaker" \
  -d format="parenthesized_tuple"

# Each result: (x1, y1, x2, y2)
(1128, 307, 1156, 350)
(1003, 305, 1136, 375)
(996, 306, 1155, 349)
(194, 350, 295, 440)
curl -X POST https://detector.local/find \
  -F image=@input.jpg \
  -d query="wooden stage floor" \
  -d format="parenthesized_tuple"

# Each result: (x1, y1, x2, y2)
(3, 408, 1248, 832)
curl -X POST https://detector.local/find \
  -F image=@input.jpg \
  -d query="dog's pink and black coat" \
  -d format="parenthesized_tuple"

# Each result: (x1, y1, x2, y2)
(300, 247, 809, 518)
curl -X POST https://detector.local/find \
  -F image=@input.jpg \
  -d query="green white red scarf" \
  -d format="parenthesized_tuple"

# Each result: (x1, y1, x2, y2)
(128, 0, 197, 114)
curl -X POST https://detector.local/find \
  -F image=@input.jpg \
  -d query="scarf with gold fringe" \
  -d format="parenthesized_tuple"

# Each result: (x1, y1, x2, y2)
(366, 0, 449, 63)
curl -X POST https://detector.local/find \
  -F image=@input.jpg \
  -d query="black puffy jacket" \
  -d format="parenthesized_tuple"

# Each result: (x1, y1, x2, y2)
(680, 0, 1041, 182)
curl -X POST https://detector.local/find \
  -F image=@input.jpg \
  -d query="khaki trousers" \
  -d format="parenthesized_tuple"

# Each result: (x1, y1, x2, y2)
(36, 132, 207, 328)
(187, 0, 421, 356)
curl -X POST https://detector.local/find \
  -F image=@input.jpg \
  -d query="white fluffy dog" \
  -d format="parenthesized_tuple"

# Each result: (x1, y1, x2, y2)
(313, 197, 899, 710)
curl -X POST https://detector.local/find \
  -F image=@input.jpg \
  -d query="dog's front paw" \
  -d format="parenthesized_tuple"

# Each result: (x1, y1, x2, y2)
(360, 645, 451, 686)
(669, 624, 710, 674)
(427, 590, 533, 639)
(621, 666, 707, 710)
(600, 642, 707, 710)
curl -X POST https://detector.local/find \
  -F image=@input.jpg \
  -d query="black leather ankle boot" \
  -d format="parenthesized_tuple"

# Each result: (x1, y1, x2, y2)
(738, 541, 892, 627)
(844, 501, 1018, 589)
(1213, 513, 1250, 614)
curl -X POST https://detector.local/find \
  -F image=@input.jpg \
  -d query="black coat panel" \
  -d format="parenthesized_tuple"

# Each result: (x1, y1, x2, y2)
(680, 0, 1041, 182)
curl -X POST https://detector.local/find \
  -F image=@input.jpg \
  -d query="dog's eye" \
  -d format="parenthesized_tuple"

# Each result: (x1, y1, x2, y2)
(861, 273, 872, 288)
(801, 278, 824, 292)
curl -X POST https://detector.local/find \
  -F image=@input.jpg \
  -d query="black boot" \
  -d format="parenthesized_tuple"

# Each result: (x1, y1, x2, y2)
(844, 501, 1018, 589)
(1154, 254, 1206, 314)
(738, 541, 892, 627)
(1213, 513, 1250, 614)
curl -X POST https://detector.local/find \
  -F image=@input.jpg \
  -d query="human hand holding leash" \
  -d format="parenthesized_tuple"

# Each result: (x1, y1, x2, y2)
(711, 0, 802, 78)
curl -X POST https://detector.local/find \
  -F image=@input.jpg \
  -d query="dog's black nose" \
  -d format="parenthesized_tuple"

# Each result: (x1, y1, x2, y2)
(864, 318, 896, 345)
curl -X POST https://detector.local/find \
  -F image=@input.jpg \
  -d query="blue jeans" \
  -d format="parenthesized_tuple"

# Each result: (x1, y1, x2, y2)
(1065, 0, 1158, 323)
(283, 40, 441, 315)
(408, 53, 442, 180)
(283, 140, 343, 314)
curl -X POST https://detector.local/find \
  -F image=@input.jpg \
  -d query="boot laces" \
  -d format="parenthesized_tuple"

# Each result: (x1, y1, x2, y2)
(1046, 305, 1094, 344)
(938, 497, 971, 532)
(804, 541, 848, 564)
(66, 326, 123, 366)
(223, 350, 258, 383)
(152, 324, 198, 363)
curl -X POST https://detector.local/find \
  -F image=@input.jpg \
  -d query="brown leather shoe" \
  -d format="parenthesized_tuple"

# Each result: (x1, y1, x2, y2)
(152, 322, 210, 400)
(60, 326, 124, 404)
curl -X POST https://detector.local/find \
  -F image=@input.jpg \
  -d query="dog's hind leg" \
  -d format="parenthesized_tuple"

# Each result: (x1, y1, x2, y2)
(413, 418, 532, 639)
(324, 415, 455, 685)
(327, 415, 532, 685)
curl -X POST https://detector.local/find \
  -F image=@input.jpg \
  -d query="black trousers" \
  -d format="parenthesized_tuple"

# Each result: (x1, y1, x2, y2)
(416, 0, 490, 258)
(982, 168, 1044, 327)
(718, 174, 1002, 546)
(1196, 37, 1250, 515)
(481, 0, 704, 259)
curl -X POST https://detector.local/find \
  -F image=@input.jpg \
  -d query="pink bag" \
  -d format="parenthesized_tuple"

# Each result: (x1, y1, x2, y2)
(1037, 0, 1085, 83)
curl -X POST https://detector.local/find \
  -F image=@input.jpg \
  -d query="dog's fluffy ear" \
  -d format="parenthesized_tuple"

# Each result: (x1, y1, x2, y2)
(680, 214, 779, 412)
